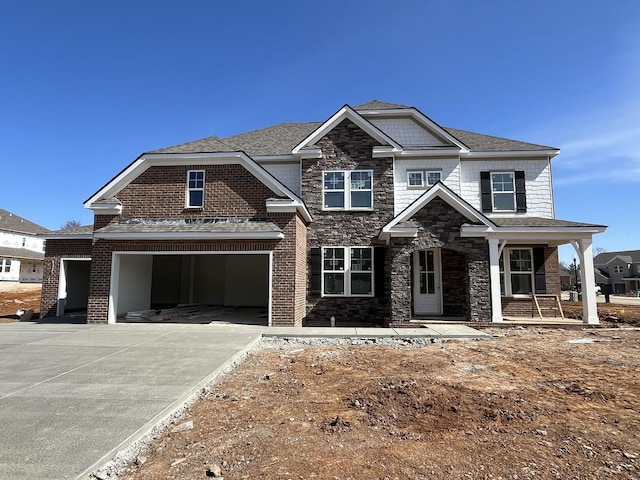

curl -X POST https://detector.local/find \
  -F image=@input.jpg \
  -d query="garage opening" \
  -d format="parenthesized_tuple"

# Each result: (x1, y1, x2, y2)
(110, 252, 271, 325)
(57, 259, 91, 316)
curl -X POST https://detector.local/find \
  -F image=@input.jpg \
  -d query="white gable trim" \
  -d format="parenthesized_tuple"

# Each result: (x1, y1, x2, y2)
(84, 152, 312, 222)
(358, 107, 469, 153)
(379, 183, 494, 242)
(292, 105, 402, 155)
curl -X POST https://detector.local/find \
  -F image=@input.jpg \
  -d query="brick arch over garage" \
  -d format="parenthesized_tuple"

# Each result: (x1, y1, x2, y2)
(389, 197, 491, 324)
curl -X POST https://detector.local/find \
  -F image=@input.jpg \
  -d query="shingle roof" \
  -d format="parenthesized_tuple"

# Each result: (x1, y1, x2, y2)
(594, 250, 640, 264)
(443, 128, 556, 152)
(146, 101, 556, 155)
(0, 209, 49, 235)
(94, 218, 282, 235)
(491, 217, 605, 228)
(47, 225, 94, 235)
(0, 246, 44, 261)
(354, 100, 412, 110)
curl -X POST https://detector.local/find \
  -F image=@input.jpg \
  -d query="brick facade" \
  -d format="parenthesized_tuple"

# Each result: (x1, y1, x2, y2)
(40, 238, 93, 318)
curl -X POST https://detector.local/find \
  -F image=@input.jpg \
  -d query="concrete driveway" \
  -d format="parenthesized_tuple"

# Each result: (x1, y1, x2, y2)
(0, 321, 264, 480)
(0, 320, 487, 479)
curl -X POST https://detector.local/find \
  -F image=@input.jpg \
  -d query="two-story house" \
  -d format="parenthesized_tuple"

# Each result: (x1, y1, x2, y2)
(40, 101, 606, 325)
(0, 209, 49, 283)
(594, 250, 640, 294)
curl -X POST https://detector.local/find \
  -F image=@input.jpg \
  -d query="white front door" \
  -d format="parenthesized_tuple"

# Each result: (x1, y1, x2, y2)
(413, 249, 442, 315)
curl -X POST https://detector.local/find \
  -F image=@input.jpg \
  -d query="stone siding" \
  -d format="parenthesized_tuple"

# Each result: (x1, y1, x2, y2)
(390, 197, 491, 323)
(301, 119, 394, 325)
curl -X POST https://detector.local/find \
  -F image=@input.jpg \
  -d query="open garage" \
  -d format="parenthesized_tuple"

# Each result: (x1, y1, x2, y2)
(109, 251, 271, 325)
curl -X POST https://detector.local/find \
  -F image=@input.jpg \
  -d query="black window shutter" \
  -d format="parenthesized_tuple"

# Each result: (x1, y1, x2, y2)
(515, 171, 527, 213)
(374, 247, 386, 299)
(310, 248, 322, 296)
(480, 171, 492, 212)
(533, 247, 546, 294)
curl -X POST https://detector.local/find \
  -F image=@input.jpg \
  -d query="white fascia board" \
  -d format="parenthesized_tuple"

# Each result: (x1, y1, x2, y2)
(397, 148, 463, 157)
(463, 150, 560, 159)
(360, 108, 470, 153)
(254, 155, 298, 163)
(296, 149, 323, 159)
(90, 204, 123, 215)
(292, 105, 402, 154)
(460, 224, 607, 240)
(94, 231, 285, 240)
(388, 184, 494, 231)
(266, 199, 313, 222)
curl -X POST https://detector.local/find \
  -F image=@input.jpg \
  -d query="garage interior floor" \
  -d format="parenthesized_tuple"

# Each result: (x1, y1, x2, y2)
(119, 305, 268, 325)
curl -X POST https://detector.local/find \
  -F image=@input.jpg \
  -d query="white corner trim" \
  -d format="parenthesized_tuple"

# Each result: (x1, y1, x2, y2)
(291, 105, 402, 154)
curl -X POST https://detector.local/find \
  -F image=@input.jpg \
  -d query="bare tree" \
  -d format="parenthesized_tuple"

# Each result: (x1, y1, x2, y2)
(593, 247, 606, 257)
(60, 220, 82, 230)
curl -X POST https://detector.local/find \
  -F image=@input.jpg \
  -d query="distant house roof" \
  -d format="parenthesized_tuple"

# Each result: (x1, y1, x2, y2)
(594, 250, 640, 265)
(40, 225, 94, 239)
(146, 100, 556, 156)
(0, 209, 49, 235)
(0, 246, 44, 261)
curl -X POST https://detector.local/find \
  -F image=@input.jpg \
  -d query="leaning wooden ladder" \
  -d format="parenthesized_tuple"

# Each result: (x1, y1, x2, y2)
(532, 294, 564, 319)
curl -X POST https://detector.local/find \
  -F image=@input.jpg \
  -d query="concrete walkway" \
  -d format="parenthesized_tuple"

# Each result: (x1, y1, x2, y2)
(0, 321, 487, 480)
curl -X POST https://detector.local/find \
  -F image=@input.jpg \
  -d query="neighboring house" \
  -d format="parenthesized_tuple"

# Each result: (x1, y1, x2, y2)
(0, 209, 49, 283)
(40, 100, 606, 325)
(559, 266, 572, 290)
(594, 250, 640, 294)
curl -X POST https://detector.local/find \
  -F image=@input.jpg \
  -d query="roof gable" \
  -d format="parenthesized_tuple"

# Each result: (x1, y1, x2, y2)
(380, 182, 494, 241)
(292, 105, 402, 155)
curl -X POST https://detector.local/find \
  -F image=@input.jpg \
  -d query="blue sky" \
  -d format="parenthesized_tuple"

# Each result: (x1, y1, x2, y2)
(1, 1, 638, 266)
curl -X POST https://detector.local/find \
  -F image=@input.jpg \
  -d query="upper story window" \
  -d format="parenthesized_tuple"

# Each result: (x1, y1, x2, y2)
(613, 265, 624, 274)
(323, 170, 373, 210)
(187, 170, 205, 208)
(491, 172, 515, 211)
(322, 246, 373, 296)
(481, 171, 526, 213)
(407, 170, 441, 189)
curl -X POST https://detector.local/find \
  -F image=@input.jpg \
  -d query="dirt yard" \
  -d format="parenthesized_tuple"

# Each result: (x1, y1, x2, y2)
(0, 282, 41, 321)
(1, 285, 639, 478)
(116, 327, 640, 480)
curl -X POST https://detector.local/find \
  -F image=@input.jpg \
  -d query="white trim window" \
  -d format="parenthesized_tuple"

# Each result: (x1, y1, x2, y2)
(407, 170, 441, 188)
(613, 265, 624, 274)
(1, 258, 11, 273)
(500, 248, 533, 296)
(322, 246, 373, 296)
(407, 171, 424, 188)
(323, 170, 373, 210)
(491, 172, 516, 211)
(187, 170, 205, 208)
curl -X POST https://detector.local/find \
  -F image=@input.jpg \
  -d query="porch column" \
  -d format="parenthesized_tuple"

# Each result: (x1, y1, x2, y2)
(578, 238, 599, 324)
(488, 239, 503, 322)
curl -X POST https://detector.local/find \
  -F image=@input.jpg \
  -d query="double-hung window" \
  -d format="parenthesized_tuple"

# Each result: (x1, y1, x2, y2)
(187, 170, 205, 208)
(491, 172, 516, 211)
(499, 248, 533, 296)
(323, 170, 373, 210)
(322, 247, 373, 296)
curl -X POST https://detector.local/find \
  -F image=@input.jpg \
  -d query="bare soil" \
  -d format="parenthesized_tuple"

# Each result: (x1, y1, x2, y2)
(0, 282, 41, 321)
(118, 327, 640, 480)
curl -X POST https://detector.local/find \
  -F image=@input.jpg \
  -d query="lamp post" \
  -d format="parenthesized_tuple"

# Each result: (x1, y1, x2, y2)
(573, 255, 578, 290)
